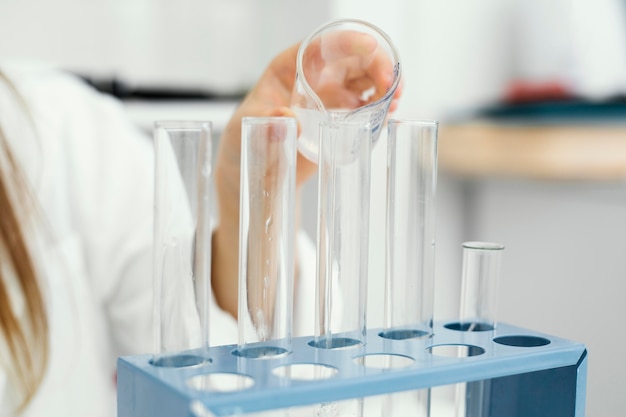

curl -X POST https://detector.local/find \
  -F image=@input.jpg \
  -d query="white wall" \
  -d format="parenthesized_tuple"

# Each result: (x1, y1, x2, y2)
(0, 0, 330, 93)
(331, 0, 516, 120)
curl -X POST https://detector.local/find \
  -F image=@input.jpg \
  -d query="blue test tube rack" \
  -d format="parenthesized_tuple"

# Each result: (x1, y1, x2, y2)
(117, 321, 587, 417)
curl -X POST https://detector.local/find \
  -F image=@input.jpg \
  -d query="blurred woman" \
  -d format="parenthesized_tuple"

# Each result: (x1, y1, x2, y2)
(0, 34, 400, 416)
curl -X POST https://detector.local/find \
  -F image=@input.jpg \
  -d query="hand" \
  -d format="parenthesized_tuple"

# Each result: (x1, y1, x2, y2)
(300, 29, 403, 111)
(212, 43, 303, 318)
(212, 38, 403, 318)
(218, 33, 402, 210)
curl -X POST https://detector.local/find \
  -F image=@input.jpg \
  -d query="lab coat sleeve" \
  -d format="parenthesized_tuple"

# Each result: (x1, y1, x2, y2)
(44, 76, 255, 355)
(17, 72, 233, 359)
(24, 70, 316, 359)
(49, 79, 159, 358)
(59, 86, 242, 353)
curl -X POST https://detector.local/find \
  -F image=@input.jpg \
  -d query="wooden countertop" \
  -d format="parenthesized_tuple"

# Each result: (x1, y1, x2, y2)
(438, 122, 626, 181)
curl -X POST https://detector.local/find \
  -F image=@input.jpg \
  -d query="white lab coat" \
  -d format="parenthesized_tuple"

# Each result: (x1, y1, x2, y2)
(0, 62, 317, 417)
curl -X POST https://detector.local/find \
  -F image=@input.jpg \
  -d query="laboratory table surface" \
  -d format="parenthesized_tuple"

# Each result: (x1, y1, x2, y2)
(438, 122, 626, 181)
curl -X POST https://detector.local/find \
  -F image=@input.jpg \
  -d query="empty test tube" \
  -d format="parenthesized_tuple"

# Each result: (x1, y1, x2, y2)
(313, 120, 372, 349)
(383, 119, 438, 339)
(381, 119, 438, 417)
(152, 121, 213, 367)
(454, 241, 505, 417)
(236, 117, 297, 358)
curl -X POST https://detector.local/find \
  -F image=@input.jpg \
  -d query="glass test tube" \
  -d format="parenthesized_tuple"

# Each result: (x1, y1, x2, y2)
(454, 241, 504, 417)
(383, 119, 438, 339)
(381, 120, 438, 417)
(459, 241, 505, 331)
(153, 121, 213, 367)
(313, 121, 372, 349)
(236, 117, 297, 358)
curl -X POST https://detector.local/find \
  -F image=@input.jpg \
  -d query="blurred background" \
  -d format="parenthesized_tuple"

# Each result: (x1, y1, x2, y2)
(2, 0, 625, 415)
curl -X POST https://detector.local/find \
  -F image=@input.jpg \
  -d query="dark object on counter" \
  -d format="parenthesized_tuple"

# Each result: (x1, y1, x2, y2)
(77, 74, 247, 101)
(478, 96, 626, 124)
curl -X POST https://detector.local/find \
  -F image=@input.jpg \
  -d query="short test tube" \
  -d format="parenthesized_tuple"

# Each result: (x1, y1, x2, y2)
(459, 241, 505, 331)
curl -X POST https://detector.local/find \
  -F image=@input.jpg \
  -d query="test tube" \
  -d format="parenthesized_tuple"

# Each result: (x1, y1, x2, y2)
(459, 241, 505, 331)
(152, 121, 212, 367)
(313, 120, 372, 349)
(381, 120, 438, 417)
(454, 241, 505, 417)
(383, 119, 438, 339)
(236, 117, 297, 358)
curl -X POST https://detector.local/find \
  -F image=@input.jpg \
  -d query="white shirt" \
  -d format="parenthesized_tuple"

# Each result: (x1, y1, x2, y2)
(0, 61, 158, 417)
(0, 62, 318, 417)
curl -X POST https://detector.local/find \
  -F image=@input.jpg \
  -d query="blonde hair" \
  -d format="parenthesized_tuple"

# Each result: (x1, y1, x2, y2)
(0, 72, 49, 411)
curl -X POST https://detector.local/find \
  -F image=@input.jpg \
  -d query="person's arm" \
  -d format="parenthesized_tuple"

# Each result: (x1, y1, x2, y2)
(211, 38, 403, 320)
(211, 43, 316, 319)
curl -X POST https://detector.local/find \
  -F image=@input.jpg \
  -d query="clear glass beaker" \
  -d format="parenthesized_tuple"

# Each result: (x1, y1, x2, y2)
(312, 120, 372, 349)
(236, 117, 297, 359)
(291, 19, 402, 163)
(152, 121, 213, 367)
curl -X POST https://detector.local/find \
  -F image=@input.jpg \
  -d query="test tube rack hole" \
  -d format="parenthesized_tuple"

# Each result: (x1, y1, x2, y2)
(118, 322, 587, 417)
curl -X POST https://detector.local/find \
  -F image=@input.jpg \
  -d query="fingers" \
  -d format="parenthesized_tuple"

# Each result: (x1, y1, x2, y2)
(365, 48, 397, 101)
(318, 30, 379, 62)
(388, 76, 404, 114)
(268, 108, 316, 187)
(269, 107, 302, 138)
(300, 30, 399, 111)
(260, 42, 300, 98)
(315, 81, 366, 109)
